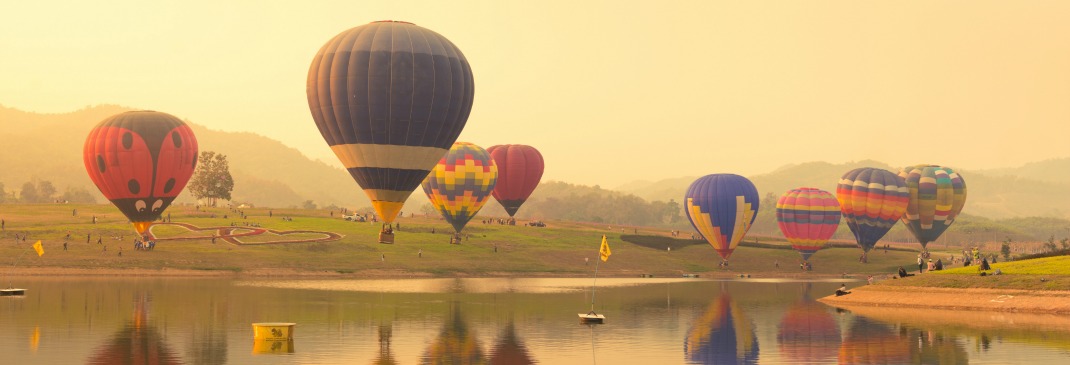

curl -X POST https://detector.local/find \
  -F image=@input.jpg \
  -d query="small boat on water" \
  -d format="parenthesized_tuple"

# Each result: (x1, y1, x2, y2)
(1, 288, 26, 296)
(578, 235, 612, 324)
(578, 312, 605, 324)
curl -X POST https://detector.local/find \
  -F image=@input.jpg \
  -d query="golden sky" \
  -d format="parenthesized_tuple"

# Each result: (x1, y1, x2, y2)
(2, 1, 1068, 186)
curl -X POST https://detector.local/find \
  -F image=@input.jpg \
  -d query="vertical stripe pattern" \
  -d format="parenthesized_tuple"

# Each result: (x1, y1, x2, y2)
(898, 165, 967, 248)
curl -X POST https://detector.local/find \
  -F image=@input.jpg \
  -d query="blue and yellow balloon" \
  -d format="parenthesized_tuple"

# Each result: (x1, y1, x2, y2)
(684, 174, 760, 261)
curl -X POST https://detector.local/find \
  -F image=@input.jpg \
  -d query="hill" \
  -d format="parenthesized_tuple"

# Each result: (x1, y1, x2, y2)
(0, 104, 375, 209)
(616, 159, 1070, 220)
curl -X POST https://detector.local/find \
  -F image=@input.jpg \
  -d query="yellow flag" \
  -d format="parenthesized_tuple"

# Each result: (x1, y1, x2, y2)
(32, 240, 44, 257)
(599, 235, 611, 262)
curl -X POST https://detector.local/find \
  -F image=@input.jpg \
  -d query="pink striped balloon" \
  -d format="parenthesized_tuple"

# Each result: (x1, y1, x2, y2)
(776, 188, 842, 261)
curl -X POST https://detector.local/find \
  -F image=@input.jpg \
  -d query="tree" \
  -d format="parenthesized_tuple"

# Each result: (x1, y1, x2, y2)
(1001, 238, 1012, 262)
(20, 182, 38, 203)
(421, 203, 437, 217)
(61, 187, 97, 204)
(302, 200, 317, 210)
(188, 151, 234, 207)
(1045, 235, 1058, 253)
(1061, 238, 1069, 252)
(0, 182, 7, 203)
(666, 199, 681, 223)
(37, 180, 56, 202)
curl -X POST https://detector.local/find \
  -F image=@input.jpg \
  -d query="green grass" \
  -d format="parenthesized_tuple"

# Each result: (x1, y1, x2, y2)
(0, 202, 1051, 286)
(875, 256, 1070, 290)
(934, 255, 1070, 275)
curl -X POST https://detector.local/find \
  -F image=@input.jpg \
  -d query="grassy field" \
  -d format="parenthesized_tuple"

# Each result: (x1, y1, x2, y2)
(877, 255, 1070, 290)
(0, 203, 1025, 279)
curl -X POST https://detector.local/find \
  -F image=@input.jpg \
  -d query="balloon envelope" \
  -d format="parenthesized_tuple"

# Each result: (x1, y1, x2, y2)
(898, 165, 967, 248)
(685, 294, 759, 365)
(307, 21, 474, 223)
(776, 188, 841, 261)
(83, 111, 198, 235)
(684, 174, 760, 260)
(422, 142, 498, 233)
(836, 168, 908, 253)
(487, 144, 544, 217)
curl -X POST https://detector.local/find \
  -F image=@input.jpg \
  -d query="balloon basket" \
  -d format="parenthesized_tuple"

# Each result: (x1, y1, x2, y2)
(378, 232, 394, 244)
(450, 235, 462, 244)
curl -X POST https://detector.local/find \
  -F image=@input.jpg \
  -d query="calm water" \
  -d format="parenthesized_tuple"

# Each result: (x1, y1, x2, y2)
(3, 277, 1069, 364)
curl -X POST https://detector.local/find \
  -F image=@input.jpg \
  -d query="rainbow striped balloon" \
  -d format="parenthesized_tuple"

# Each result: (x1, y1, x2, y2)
(898, 165, 967, 249)
(421, 142, 498, 233)
(776, 188, 841, 261)
(836, 168, 909, 255)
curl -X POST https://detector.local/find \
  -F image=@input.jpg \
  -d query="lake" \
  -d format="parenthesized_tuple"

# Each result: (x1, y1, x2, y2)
(2, 276, 1069, 364)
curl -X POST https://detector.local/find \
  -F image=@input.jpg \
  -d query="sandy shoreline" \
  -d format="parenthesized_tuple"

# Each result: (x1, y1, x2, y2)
(819, 284, 1070, 314)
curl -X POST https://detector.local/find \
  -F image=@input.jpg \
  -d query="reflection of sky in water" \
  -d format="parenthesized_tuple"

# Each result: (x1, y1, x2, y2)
(2, 278, 1070, 364)
(234, 277, 853, 294)
(235, 277, 703, 294)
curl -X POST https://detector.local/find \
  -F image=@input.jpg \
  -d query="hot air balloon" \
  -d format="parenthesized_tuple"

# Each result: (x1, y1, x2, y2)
(776, 188, 841, 262)
(838, 317, 911, 364)
(421, 142, 498, 233)
(777, 285, 841, 363)
(83, 111, 198, 236)
(898, 165, 967, 250)
(685, 294, 760, 365)
(836, 168, 908, 263)
(684, 174, 760, 261)
(487, 145, 543, 218)
(307, 21, 474, 224)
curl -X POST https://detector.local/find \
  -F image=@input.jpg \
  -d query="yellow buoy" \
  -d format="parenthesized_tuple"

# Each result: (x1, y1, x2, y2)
(252, 322, 296, 341)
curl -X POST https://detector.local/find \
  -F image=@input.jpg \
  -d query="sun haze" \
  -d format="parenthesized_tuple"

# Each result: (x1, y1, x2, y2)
(2, 1, 1068, 186)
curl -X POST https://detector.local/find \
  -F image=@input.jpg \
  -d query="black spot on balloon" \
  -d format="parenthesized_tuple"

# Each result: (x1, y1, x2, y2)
(163, 178, 176, 194)
(172, 132, 182, 148)
(122, 132, 133, 149)
(192, 157, 198, 170)
(128, 179, 140, 195)
(96, 155, 106, 173)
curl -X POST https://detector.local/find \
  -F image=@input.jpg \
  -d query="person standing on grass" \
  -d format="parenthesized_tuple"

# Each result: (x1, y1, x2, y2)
(918, 255, 924, 273)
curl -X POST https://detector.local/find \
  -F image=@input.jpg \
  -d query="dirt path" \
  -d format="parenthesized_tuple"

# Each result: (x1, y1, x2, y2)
(147, 222, 342, 245)
(818, 284, 1070, 314)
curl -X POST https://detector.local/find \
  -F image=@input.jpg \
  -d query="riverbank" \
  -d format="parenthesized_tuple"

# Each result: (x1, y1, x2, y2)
(819, 284, 1070, 314)
(2, 266, 863, 280)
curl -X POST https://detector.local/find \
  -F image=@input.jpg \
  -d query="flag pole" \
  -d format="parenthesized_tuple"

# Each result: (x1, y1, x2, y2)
(590, 252, 600, 313)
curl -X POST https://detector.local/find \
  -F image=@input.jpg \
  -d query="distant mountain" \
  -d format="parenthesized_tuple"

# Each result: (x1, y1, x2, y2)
(616, 159, 1070, 220)
(0, 104, 378, 209)
(975, 158, 1070, 184)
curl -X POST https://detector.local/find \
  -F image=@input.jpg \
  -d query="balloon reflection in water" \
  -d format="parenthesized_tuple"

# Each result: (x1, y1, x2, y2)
(86, 293, 182, 365)
(489, 322, 535, 365)
(685, 294, 759, 364)
(421, 305, 487, 364)
(373, 324, 397, 365)
(838, 317, 911, 364)
(776, 287, 840, 363)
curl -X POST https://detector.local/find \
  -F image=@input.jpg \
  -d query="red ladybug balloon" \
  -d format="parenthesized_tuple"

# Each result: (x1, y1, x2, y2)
(83, 111, 198, 235)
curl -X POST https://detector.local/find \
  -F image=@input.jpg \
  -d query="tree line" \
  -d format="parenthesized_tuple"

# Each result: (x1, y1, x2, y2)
(0, 180, 97, 204)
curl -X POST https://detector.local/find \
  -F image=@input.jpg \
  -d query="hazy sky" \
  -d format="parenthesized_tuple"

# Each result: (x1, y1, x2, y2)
(2, 1, 1069, 187)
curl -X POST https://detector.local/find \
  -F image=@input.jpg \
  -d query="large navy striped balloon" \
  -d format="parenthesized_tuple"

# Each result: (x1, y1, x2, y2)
(684, 174, 760, 260)
(307, 21, 474, 223)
